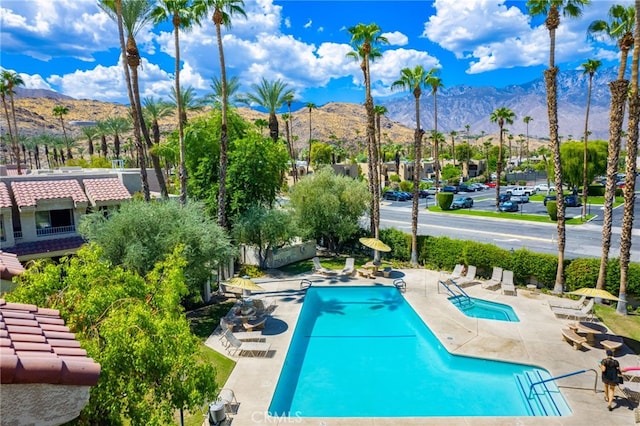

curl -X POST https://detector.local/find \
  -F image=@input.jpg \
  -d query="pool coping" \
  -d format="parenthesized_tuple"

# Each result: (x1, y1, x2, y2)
(204, 269, 639, 425)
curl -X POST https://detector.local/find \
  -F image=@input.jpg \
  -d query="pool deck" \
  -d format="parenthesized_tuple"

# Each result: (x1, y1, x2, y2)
(204, 268, 639, 425)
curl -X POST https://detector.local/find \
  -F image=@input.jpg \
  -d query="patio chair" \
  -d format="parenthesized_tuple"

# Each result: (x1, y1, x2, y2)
(619, 378, 640, 408)
(218, 325, 265, 348)
(457, 265, 480, 287)
(551, 298, 595, 321)
(252, 297, 276, 315)
(501, 270, 517, 296)
(242, 315, 268, 332)
(312, 256, 337, 276)
(449, 264, 464, 281)
(217, 388, 238, 415)
(549, 295, 587, 310)
(341, 257, 356, 277)
(482, 267, 503, 291)
(222, 329, 271, 357)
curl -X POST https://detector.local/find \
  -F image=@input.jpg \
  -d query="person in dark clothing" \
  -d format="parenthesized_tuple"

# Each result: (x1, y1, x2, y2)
(600, 349, 622, 411)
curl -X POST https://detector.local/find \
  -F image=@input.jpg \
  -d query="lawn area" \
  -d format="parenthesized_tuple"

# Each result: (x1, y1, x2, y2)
(529, 193, 623, 206)
(594, 304, 640, 356)
(427, 205, 595, 224)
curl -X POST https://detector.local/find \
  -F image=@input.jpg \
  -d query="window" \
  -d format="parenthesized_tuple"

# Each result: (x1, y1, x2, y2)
(35, 209, 75, 236)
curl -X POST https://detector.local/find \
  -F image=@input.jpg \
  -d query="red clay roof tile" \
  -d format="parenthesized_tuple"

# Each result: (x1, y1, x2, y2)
(0, 251, 25, 280)
(0, 298, 100, 386)
(0, 182, 12, 208)
(83, 178, 132, 204)
(11, 179, 89, 207)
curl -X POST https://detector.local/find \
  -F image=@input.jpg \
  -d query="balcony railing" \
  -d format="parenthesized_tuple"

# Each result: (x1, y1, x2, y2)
(36, 225, 76, 236)
(13, 230, 23, 240)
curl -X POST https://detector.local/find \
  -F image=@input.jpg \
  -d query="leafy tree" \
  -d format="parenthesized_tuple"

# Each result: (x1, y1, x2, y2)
(559, 140, 607, 188)
(290, 166, 369, 252)
(232, 205, 297, 268)
(6, 245, 217, 425)
(310, 141, 332, 166)
(79, 199, 234, 303)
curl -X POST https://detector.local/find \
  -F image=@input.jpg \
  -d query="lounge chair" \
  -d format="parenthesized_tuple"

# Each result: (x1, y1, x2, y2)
(222, 329, 271, 357)
(619, 371, 640, 407)
(218, 325, 265, 347)
(252, 297, 276, 315)
(501, 270, 517, 295)
(449, 264, 464, 280)
(561, 328, 587, 350)
(549, 295, 587, 310)
(551, 298, 595, 321)
(457, 265, 480, 287)
(242, 315, 268, 331)
(482, 267, 503, 291)
(217, 388, 238, 415)
(341, 257, 356, 277)
(312, 256, 337, 276)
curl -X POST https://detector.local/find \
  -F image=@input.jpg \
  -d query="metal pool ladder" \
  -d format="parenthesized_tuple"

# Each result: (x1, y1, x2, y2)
(439, 279, 472, 306)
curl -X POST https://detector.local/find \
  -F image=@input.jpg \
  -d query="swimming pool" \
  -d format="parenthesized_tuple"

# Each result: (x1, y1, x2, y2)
(269, 286, 569, 418)
(449, 296, 520, 322)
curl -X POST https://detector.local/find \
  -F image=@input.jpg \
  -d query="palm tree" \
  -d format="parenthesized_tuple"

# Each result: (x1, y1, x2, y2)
(391, 65, 434, 266)
(193, 0, 247, 229)
(283, 94, 298, 183)
(152, 0, 196, 205)
(306, 102, 316, 173)
(374, 104, 388, 186)
(580, 59, 601, 219)
(449, 130, 458, 168)
(589, 5, 636, 292)
(95, 120, 110, 158)
(52, 105, 73, 160)
(1, 71, 25, 173)
(169, 86, 205, 126)
(527, 0, 590, 294)
(523, 115, 533, 164)
(141, 96, 171, 198)
(427, 73, 443, 191)
(617, 0, 639, 314)
(244, 78, 293, 143)
(80, 126, 99, 157)
(206, 75, 242, 106)
(99, 0, 152, 201)
(103, 116, 131, 158)
(490, 107, 515, 210)
(347, 23, 388, 259)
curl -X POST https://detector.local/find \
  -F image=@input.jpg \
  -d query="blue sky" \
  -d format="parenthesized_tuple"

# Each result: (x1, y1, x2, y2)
(0, 0, 631, 108)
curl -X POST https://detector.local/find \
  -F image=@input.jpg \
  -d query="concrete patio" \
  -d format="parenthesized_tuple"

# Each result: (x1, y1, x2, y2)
(204, 268, 639, 425)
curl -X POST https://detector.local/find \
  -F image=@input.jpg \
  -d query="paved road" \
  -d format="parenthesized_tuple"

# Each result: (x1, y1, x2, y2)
(380, 185, 640, 261)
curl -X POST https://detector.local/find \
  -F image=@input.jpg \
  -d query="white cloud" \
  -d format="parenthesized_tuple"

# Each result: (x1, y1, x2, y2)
(371, 49, 441, 96)
(382, 31, 408, 47)
(304, 19, 312, 29)
(20, 73, 52, 90)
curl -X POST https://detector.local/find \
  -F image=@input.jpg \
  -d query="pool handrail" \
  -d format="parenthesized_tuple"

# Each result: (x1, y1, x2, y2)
(439, 279, 471, 304)
(527, 368, 598, 400)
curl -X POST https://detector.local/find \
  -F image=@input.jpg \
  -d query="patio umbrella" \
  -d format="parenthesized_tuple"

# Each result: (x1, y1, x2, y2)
(359, 237, 391, 253)
(568, 287, 622, 302)
(225, 276, 265, 300)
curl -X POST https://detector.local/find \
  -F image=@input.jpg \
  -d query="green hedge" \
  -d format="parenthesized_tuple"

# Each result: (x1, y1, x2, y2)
(546, 200, 557, 221)
(437, 192, 454, 210)
(588, 185, 605, 196)
(378, 227, 639, 295)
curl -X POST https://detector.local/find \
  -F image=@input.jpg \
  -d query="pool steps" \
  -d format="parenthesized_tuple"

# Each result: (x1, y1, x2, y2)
(514, 369, 572, 416)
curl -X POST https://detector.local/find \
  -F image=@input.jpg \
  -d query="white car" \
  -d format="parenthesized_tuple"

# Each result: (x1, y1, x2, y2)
(534, 183, 555, 193)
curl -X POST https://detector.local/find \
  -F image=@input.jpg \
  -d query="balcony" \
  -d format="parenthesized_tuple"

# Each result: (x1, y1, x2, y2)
(36, 225, 76, 236)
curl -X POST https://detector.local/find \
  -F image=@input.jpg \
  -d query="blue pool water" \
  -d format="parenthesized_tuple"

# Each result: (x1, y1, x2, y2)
(269, 286, 570, 418)
(449, 296, 520, 322)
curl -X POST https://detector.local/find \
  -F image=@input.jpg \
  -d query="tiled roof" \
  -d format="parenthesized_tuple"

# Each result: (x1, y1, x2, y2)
(11, 179, 88, 207)
(0, 182, 12, 208)
(83, 178, 132, 204)
(3, 236, 86, 257)
(0, 251, 25, 280)
(0, 299, 101, 386)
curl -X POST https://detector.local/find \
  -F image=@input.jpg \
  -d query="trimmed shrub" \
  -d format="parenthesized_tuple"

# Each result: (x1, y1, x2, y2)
(461, 242, 510, 278)
(419, 236, 465, 271)
(379, 227, 411, 261)
(588, 185, 605, 196)
(399, 180, 413, 192)
(564, 258, 599, 291)
(389, 174, 401, 182)
(437, 192, 454, 210)
(546, 200, 557, 221)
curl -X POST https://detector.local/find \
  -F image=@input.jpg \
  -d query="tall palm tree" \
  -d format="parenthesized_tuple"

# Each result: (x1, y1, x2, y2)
(95, 120, 110, 158)
(52, 105, 72, 160)
(80, 126, 99, 157)
(527, 0, 590, 294)
(391, 65, 434, 266)
(99, 0, 152, 201)
(206, 75, 242, 106)
(103, 116, 132, 158)
(449, 130, 458, 168)
(347, 23, 388, 259)
(141, 96, 171, 197)
(589, 5, 635, 292)
(169, 86, 205, 126)
(617, 0, 639, 314)
(152, 0, 196, 204)
(283, 94, 298, 183)
(306, 102, 316, 173)
(490, 107, 515, 210)
(193, 0, 246, 229)
(244, 78, 293, 143)
(1, 71, 24, 173)
(580, 59, 601, 219)
(374, 104, 388, 186)
(523, 115, 533, 164)
(427, 73, 443, 191)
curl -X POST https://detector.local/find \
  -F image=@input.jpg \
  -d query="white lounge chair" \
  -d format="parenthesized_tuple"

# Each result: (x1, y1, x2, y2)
(218, 324, 264, 347)
(549, 295, 587, 310)
(450, 264, 464, 280)
(341, 257, 356, 276)
(312, 256, 337, 276)
(501, 270, 517, 295)
(482, 267, 503, 290)
(222, 329, 270, 357)
(551, 298, 595, 321)
(457, 265, 480, 287)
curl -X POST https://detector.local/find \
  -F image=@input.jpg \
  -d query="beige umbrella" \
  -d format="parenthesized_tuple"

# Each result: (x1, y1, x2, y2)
(568, 287, 622, 302)
(359, 237, 391, 253)
(225, 276, 265, 300)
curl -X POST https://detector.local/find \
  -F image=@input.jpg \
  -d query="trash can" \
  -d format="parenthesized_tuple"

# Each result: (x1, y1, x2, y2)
(208, 401, 226, 425)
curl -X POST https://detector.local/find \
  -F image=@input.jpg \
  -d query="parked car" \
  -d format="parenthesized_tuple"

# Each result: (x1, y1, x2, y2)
(451, 197, 474, 209)
(418, 189, 431, 198)
(458, 184, 475, 192)
(511, 194, 529, 204)
(442, 186, 458, 194)
(400, 191, 413, 200)
(498, 193, 511, 203)
(543, 194, 582, 207)
(486, 182, 497, 188)
(506, 186, 537, 196)
(383, 190, 409, 201)
(535, 183, 555, 193)
(543, 194, 556, 206)
(499, 201, 519, 212)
